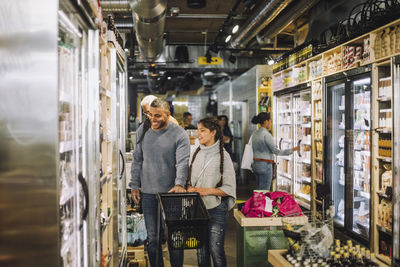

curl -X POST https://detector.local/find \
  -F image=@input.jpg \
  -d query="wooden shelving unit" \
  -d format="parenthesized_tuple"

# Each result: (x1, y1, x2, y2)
(372, 60, 393, 265)
(100, 29, 115, 266)
(311, 79, 324, 219)
(272, 18, 400, 262)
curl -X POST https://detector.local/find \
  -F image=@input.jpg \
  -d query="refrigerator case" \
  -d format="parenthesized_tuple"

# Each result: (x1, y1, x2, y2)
(293, 91, 312, 208)
(275, 94, 293, 193)
(393, 56, 400, 265)
(324, 66, 372, 244)
(274, 88, 312, 209)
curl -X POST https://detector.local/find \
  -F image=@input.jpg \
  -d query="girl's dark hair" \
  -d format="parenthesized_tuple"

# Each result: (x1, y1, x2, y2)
(187, 117, 224, 188)
(251, 112, 270, 125)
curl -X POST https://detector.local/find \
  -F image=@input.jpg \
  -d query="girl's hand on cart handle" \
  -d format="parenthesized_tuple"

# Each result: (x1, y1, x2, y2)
(131, 189, 141, 203)
(168, 185, 187, 193)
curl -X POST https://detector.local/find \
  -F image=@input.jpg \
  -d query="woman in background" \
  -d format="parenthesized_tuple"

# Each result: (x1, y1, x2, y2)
(217, 115, 233, 159)
(187, 117, 236, 267)
(251, 112, 299, 190)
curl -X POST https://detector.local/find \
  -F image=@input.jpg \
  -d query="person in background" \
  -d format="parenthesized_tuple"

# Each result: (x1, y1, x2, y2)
(183, 111, 197, 130)
(130, 98, 190, 267)
(217, 115, 233, 159)
(251, 112, 299, 190)
(187, 117, 236, 267)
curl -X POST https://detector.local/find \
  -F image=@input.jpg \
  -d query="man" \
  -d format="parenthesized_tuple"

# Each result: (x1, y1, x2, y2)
(130, 98, 190, 267)
(182, 111, 197, 130)
(141, 95, 179, 125)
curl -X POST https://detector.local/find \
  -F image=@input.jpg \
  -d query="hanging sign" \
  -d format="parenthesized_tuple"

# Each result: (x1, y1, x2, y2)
(198, 57, 223, 65)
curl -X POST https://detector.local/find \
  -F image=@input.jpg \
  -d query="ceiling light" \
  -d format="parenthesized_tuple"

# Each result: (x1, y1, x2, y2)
(268, 59, 275, 65)
(232, 25, 239, 34)
(225, 35, 232, 43)
(168, 76, 172, 80)
(129, 76, 133, 80)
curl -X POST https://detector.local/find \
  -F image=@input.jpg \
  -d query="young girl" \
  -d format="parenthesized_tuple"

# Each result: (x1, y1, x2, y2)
(187, 117, 236, 267)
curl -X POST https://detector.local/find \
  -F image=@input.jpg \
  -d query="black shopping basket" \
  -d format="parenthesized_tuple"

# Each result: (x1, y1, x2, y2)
(157, 193, 209, 250)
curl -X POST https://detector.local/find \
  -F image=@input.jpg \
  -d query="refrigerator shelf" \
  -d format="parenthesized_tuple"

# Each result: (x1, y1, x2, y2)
(377, 97, 392, 102)
(354, 104, 370, 110)
(301, 177, 311, 183)
(377, 156, 392, 162)
(60, 187, 75, 206)
(296, 192, 311, 201)
(299, 159, 311, 165)
(281, 138, 292, 143)
(296, 198, 311, 209)
(277, 171, 292, 180)
(339, 106, 345, 111)
(377, 224, 393, 236)
(354, 189, 370, 199)
(278, 155, 292, 160)
(301, 123, 312, 128)
(279, 123, 292, 125)
(279, 109, 291, 113)
(376, 127, 392, 133)
(59, 141, 74, 153)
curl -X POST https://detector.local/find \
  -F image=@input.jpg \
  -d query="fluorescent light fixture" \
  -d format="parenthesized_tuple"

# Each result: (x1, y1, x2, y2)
(172, 101, 188, 106)
(232, 25, 239, 34)
(225, 35, 232, 43)
(167, 76, 172, 80)
(353, 78, 371, 86)
(268, 59, 275, 65)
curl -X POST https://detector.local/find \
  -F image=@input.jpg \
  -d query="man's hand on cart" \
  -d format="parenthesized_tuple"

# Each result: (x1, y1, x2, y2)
(131, 189, 141, 203)
(168, 185, 187, 193)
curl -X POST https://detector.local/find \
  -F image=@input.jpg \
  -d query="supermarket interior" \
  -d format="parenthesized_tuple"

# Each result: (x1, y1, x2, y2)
(1, 0, 400, 266)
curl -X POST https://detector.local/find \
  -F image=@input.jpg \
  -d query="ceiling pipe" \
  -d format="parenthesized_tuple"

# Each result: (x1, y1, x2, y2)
(100, 0, 131, 12)
(230, 0, 293, 48)
(130, 0, 167, 62)
(250, 0, 320, 47)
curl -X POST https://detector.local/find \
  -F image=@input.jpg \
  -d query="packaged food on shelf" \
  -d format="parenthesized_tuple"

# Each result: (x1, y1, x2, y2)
(379, 147, 392, 157)
(379, 109, 392, 128)
(309, 58, 323, 79)
(378, 198, 392, 230)
(363, 37, 371, 62)
(381, 163, 392, 193)
(378, 77, 392, 98)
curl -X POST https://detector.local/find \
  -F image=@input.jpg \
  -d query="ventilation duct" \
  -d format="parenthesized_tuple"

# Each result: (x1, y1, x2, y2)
(253, 0, 319, 46)
(230, 0, 293, 48)
(130, 0, 167, 61)
(100, 0, 131, 12)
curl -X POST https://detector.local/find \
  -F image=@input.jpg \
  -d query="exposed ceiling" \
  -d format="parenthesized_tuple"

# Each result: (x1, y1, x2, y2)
(100, 0, 320, 94)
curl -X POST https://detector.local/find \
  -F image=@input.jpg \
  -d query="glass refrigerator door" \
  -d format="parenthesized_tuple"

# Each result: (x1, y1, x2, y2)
(351, 76, 371, 240)
(393, 59, 400, 265)
(293, 91, 312, 208)
(276, 94, 293, 193)
(326, 82, 346, 226)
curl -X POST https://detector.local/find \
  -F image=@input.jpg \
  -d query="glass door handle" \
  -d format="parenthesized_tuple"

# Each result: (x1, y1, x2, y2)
(279, 138, 283, 149)
(119, 150, 125, 180)
(78, 172, 89, 230)
(297, 140, 302, 157)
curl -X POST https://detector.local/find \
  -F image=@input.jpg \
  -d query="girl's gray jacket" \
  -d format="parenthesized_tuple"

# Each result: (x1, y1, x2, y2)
(189, 140, 236, 210)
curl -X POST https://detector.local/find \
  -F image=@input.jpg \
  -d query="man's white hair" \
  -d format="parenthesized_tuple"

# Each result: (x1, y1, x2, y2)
(140, 95, 157, 107)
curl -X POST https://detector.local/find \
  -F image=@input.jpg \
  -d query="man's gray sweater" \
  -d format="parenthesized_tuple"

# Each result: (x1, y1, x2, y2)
(129, 121, 190, 194)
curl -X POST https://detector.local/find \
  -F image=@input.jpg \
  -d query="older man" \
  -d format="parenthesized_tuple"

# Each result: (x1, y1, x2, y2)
(130, 98, 190, 267)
